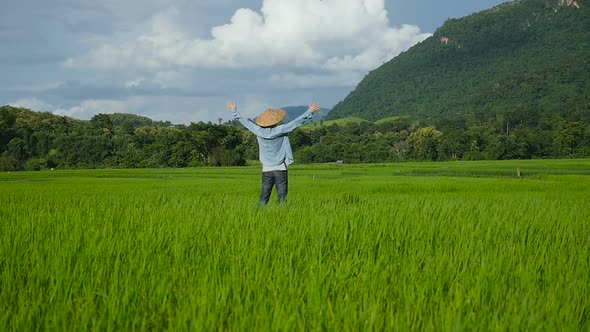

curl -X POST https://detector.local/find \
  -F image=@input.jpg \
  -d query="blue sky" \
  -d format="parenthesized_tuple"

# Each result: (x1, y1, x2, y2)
(1, 0, 509, 124)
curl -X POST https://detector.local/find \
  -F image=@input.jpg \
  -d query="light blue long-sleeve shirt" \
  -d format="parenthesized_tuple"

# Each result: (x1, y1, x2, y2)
(232, 109, 314, 167)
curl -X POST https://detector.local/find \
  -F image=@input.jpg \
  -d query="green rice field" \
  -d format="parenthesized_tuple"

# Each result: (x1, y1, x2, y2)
(1, 160, 589, 330)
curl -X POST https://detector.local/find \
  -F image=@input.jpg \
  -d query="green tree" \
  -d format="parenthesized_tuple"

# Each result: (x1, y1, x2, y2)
(170, 141, 194, 167)
(407, 127, 444, 161)
(0, 106, 17, 153)
(554, 122, 585, 157)
(7, 138, 29, 168)
(0, 154, 16, 171)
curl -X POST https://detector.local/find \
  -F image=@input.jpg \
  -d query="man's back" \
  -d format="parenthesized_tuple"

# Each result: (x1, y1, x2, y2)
(233, 109, 315, 167)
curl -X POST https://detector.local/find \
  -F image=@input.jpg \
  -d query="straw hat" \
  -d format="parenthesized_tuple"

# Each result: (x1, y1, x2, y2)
(255, 108, 287, 127)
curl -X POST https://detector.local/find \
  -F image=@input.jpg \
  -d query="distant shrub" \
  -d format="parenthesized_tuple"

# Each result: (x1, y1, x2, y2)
(25, 158, 46, 171)
(0, 155, 16, 171)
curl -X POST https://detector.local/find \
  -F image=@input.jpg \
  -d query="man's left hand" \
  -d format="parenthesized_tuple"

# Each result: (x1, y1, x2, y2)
(309, 103, 321, 112)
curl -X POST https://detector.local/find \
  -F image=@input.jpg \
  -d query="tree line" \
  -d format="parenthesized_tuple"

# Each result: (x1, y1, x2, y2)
(0, 107, 247, 171)
(294, 108, 590, 163)
(1, 105, 589, 171)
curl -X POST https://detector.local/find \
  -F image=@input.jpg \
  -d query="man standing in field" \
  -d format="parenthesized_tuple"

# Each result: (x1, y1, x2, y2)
(227, 101, 321, 205)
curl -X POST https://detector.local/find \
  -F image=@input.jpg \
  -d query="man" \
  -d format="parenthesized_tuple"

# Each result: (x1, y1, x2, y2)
(227, 101, 321, 205)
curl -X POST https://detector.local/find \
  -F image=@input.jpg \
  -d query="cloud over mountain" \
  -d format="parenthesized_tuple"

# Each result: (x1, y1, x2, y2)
(63, 0, 431, 73)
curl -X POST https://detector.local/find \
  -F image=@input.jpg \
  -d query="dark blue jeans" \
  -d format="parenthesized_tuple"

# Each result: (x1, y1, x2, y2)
(259, 170, 288, 205)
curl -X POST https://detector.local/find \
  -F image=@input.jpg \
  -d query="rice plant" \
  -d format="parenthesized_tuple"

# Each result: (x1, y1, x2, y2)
(1, 160, 589, 331)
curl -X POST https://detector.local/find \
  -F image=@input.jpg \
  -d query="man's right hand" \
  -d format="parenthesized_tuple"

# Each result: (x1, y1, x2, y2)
(309, 103, 321, 113)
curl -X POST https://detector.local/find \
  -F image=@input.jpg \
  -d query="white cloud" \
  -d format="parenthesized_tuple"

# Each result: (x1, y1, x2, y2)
(52, 98, 148, 119)
(7, 95, 229, 124)
(63, 0, 431, 73)
(125, 78, 147, 88)
(8, 97, 147, 121)
(9, 98, 55, 112)
(123, 70, 189, 89)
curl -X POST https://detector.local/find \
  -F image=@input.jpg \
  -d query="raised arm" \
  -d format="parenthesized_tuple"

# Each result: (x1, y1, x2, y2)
(270, 103, 320, 135)
(227, 101, 268, 135)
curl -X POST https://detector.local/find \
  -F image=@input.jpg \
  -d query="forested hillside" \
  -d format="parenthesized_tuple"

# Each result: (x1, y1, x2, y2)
(327, 0, 589, 121)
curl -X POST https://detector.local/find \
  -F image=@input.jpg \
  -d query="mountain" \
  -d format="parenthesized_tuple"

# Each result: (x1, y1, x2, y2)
(326, 0, 590, 122)
(282, 106, 330, 123)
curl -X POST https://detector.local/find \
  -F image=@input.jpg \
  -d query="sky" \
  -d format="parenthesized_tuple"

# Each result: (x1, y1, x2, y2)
(1, 0, 509, 124)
